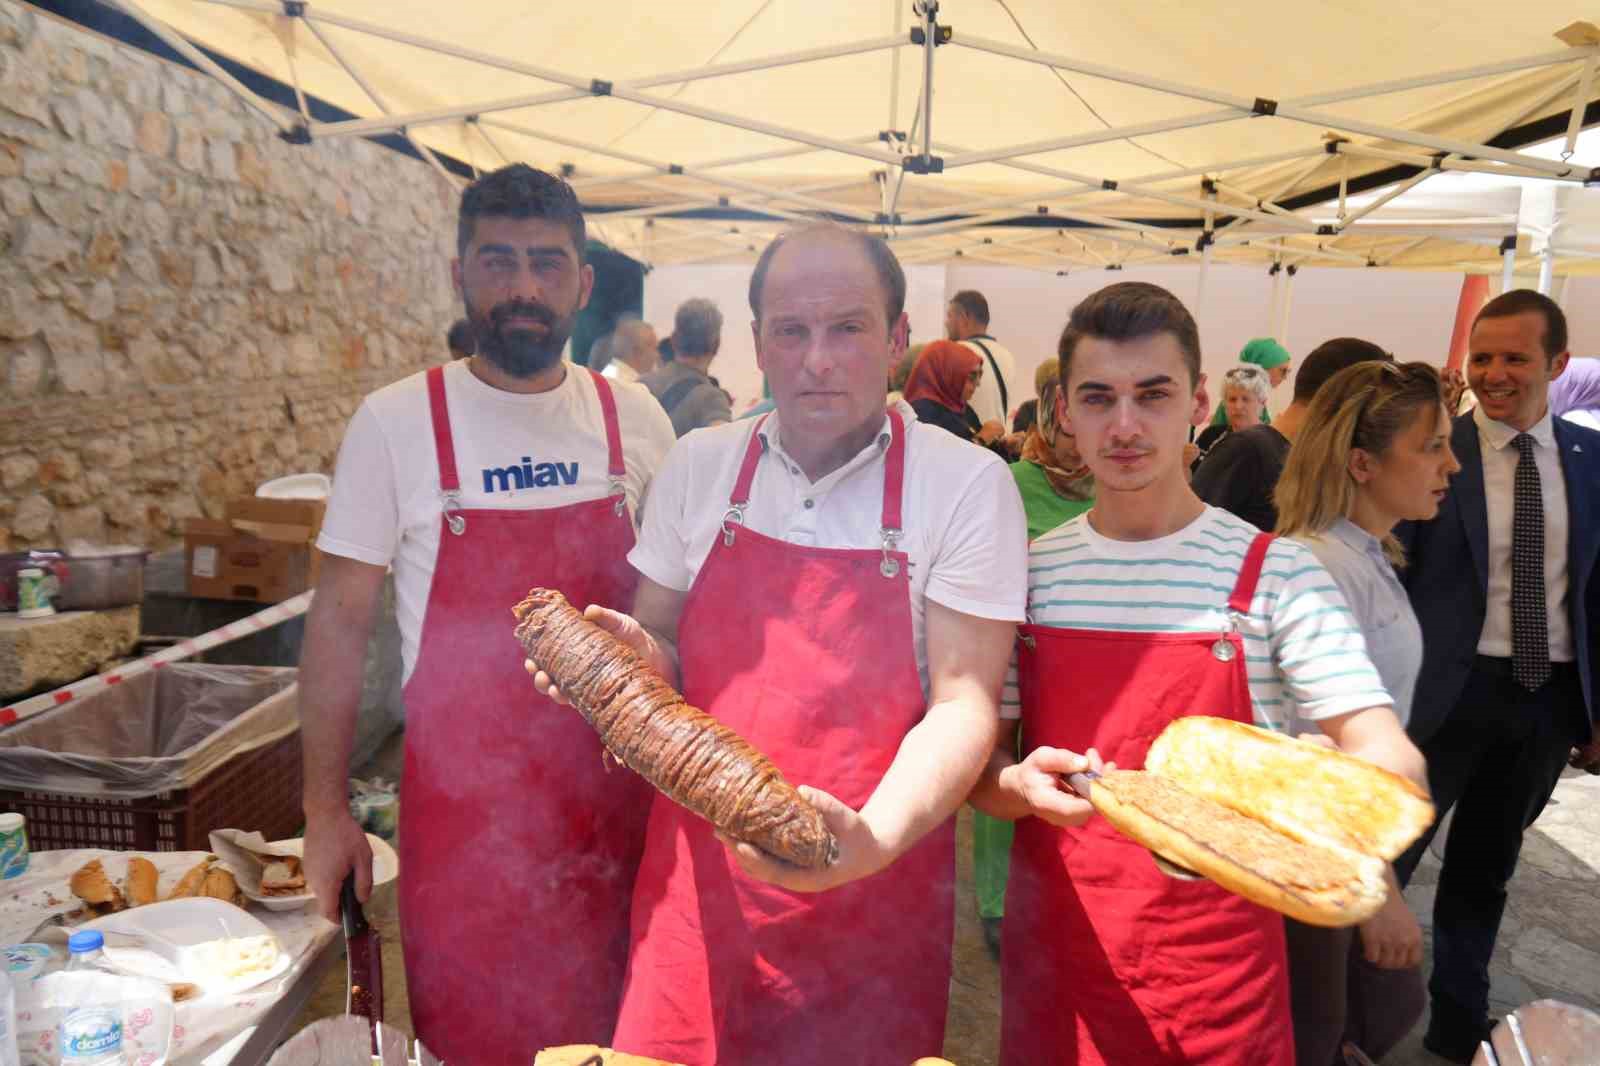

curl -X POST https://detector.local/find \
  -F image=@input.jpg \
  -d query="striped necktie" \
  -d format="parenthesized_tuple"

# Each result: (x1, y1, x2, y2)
(1511, 433, 1551, 691)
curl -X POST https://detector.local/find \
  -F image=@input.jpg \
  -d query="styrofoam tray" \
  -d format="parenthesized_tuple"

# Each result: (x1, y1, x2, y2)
(81, 897, 290, 997)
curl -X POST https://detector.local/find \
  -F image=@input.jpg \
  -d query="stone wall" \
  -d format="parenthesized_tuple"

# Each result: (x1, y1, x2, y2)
(0, 2, 458, 550)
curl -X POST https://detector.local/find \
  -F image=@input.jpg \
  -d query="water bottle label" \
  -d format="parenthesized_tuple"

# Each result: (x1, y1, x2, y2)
(0, 824, 28, 880)
(60, 1008, 122, 1060)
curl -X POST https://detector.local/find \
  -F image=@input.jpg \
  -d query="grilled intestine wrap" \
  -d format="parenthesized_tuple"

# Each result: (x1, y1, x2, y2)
(513, 588, 839, 869)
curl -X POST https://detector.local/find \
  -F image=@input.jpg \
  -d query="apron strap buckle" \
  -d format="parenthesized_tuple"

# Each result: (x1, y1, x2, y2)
(879, 527, 902, 578)
(609, 476, 627, 517)
(721, 504, 747, 547)
(442, 491, 466, 536)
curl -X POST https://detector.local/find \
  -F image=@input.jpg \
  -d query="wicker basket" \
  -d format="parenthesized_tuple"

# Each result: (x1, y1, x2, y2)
(0, 726, 303, 851)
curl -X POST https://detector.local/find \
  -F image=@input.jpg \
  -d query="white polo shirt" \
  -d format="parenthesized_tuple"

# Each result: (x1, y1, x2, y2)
(317, 359, 677, 681)
(629, 401, 1029, 693)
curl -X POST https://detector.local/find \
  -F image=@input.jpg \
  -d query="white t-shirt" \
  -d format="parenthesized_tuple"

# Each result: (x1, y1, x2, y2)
(1000, 507, 1392, 732)
(628, 401, 1029, 693)
(961, 335, 1017, 427)
(317, 359, 677, 681)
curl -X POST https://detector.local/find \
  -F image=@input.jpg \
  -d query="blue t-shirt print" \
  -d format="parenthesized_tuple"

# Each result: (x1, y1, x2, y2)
(481, 457, 580, 493)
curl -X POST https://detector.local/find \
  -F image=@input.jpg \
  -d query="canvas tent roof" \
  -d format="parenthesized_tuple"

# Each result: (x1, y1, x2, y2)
(65, 0, 1600, 271)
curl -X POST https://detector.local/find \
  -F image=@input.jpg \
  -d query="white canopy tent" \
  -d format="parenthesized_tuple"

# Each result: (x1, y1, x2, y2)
(82, 0, 1600, 274)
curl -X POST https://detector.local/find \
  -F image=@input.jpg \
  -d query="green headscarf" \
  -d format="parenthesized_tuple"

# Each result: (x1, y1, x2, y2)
(1210, 338, 1290, 426)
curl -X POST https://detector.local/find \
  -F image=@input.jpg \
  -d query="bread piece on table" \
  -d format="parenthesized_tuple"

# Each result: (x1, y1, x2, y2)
(125, 856, 158, 908)
(259, 857, 306, 896)
(1088, 769, 1388, 927)
(1145, 716, 1434, 860)
(70, 859, 127, 913)
(535, 1047, 686, 1066)
(200, 866, 241, 906)
(167, 858, 214, 900)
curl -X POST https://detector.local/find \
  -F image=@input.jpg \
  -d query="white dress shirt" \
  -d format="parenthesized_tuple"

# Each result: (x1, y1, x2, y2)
(1474, 405, 1573, 661)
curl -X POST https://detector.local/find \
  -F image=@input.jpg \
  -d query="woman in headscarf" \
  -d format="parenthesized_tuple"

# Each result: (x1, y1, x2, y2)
(1207, 336, 1292, 426)
(903, 339, 1005, 448)
(1011, 377, 1095, 540)
(1549, 354, 1600, 430)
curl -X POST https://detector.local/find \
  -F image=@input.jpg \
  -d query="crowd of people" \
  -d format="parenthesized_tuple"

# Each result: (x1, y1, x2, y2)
(307, 163, 1598, 1066)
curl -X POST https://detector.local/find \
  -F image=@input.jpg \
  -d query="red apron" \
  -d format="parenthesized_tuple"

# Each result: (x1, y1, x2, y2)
(611, 410, 953, 1066)
(1002, 531, 1295, 1066)
(399, 365, 652, 1064)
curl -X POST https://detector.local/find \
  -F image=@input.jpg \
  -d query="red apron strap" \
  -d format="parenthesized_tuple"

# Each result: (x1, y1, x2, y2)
(1228, 532, 1276, 615)
(881, 407, 907, 533)
(729, 416, 770, 507)
(587, 368, 627, 479)
(425, 365, 459, 493)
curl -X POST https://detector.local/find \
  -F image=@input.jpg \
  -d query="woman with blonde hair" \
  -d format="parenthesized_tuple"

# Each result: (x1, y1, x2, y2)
(1274, 359, 1461, 1066)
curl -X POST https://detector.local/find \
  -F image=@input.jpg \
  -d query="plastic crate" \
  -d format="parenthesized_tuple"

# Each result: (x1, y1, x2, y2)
(0, 726, 303, 851)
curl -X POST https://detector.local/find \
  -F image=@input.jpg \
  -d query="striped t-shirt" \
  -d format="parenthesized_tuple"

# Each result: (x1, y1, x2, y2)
(1000, 506, 1391, 731)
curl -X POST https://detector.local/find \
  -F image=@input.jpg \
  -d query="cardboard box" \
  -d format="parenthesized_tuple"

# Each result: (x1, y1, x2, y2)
(183, 497, 326, 603)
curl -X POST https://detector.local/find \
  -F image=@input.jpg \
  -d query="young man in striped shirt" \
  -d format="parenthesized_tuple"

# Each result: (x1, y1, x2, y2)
(969, 281, 1426, 1066)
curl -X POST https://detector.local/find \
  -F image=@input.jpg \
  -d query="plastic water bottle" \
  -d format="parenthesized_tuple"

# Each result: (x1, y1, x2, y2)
(57, 933, 121, 1065)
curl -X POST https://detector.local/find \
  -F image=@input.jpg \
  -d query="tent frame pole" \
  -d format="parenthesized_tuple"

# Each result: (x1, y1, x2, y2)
(108, 0, 294, 132)
(894, 147, 1319, 224)
(946, 33, 1591, 177)
(1501, 238, 1519, 291)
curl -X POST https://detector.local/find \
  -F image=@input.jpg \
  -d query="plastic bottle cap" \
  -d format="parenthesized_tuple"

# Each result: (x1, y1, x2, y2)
(0, 813, 22, 832)
(67, 930, 104, 953)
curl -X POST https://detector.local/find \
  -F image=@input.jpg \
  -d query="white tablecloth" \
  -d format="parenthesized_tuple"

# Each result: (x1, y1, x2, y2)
(1, 849, 340, 1064)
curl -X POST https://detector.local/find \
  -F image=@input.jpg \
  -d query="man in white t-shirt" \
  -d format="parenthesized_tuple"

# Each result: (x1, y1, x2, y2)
(597, 316, 660, 385)
(299, 164, 675, 1063)
(531, 224, 1027, 1065)
(968, 281, 1427, 1066)
(947, 288, 1017, 428)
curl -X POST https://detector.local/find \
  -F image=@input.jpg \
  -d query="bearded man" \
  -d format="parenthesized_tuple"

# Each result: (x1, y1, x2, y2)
(299, 164, 675, 1062)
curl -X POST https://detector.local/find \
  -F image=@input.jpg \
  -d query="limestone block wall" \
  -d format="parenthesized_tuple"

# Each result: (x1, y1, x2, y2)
(0, 3, 458, 549)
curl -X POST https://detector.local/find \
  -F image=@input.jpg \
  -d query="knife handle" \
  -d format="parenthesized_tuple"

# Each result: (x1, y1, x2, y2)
(1066, 770, 1100, 799)
(340, 872, 369, 939)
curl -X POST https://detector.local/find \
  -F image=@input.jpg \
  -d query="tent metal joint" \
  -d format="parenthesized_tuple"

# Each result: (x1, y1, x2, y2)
(668, 163, 684, 174)
(1252, 97, 1279, 116)
(280, 0, 304, 16)
(279, 123, 312, 145)
(903, 155, 944, 174)
(1200, 177, 1218, 194)
(1317, 223, 1336, 235)
(590, 79, 613, 96)
(879, 130, 908, 143)
(1102, 178, 1118, 191)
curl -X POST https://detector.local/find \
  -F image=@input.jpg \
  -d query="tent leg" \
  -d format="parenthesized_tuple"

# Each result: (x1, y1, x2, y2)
(1537, 250, 1554, 295)
(913, 1, 938, 172)
(1501, 238, 1517, 292)
(1278, 266, 1297, 346)
(1268, 264, 1284, 339)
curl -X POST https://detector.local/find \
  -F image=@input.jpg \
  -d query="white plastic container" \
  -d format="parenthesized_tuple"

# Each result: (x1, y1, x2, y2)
(0, 967, 19, 1066)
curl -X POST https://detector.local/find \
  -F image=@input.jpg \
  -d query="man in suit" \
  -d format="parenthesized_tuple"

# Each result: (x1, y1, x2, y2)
(1396, 289, 1600, 1063)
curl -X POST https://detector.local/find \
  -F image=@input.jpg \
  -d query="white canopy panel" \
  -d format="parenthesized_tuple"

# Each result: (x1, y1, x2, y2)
(103, 0, 1600, 270)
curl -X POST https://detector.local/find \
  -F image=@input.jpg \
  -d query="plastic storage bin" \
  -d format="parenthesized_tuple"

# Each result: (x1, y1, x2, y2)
(56, 549, 149, 611)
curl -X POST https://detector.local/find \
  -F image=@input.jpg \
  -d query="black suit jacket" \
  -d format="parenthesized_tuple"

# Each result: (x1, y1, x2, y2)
(1399, 412, 1600, 746)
